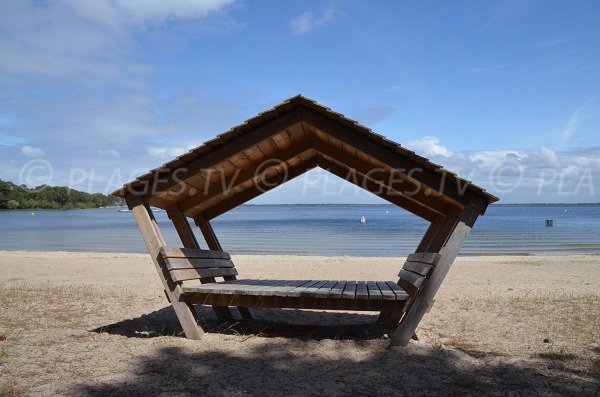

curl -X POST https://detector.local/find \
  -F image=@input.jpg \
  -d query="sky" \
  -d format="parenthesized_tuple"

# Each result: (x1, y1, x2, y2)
(0, 0, 599, 204)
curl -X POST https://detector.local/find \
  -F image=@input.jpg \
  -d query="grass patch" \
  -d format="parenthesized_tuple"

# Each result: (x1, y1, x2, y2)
(0, 385, 28, 397)
(443, 336, 478, 350)
(535, 352, 577, 361)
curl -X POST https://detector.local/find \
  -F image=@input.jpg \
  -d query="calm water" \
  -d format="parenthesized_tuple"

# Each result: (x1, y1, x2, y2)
(0, 205, 599, 256)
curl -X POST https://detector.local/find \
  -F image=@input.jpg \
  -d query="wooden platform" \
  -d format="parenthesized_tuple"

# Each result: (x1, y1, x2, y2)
(183, 279, 410, 311)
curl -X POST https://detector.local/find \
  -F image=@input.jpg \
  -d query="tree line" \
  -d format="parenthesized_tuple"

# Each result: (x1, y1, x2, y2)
(0, 179, 123, 209)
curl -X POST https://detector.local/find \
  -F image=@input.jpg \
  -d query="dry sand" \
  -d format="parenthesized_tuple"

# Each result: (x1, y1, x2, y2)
(0, 251, 599, 396)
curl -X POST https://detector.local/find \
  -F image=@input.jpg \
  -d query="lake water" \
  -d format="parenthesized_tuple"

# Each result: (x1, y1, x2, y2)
(0, 204, 599, 256)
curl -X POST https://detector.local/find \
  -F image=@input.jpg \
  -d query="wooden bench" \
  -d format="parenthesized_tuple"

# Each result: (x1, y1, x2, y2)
(160, 246, 440, 324)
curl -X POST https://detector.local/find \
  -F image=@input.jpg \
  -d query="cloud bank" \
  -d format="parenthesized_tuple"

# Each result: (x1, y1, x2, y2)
(289, 8, 337, 35)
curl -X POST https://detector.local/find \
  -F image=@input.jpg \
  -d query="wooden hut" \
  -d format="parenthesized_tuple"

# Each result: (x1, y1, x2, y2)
(113, 95, 498, 346)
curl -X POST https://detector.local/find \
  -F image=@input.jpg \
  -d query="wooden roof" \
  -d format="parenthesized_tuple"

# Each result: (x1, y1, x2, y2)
(114, 95, 498, 221)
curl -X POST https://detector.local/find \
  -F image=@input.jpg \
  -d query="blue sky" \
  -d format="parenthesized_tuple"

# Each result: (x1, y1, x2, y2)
(0, 0, 599, 203)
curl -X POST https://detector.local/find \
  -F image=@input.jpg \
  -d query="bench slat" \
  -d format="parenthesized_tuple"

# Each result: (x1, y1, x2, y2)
(406, 252, 441, 265)
(377, 281, 397, 301)
(182, 280, 411, 304)
(194, 279, 257, 295)
(161, 246, 231, 260)
(342, 281, 357, 299)
(398, 270, 426, 297)
(385, 281, 410, 300)
(223, 279, 290, 296)
(300, 280, 331, 297)
(164, 257, 235, 270)
(367, 281, 382, 300)
(287, 280, 323, 297)
(328, 281, 346, 298)
(401, 261, 433, 276)
(274, 280, 314, 297)
(356, 281, 369, 300)
(188, 293, 409, 311)
(170, 267, 238, 282)
(314, 280, 338, 298)
(399, 270, 426, 288)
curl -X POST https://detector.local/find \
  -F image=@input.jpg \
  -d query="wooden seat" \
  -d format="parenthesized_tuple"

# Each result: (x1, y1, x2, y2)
(183, 279, 410, 311)
(160, 246, 439, 317)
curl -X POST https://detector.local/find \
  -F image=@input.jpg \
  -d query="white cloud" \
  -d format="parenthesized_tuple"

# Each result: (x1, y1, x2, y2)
(289, 8, 336, 35)
(397, 136, 599, 202)
(63, 0, 235, 26)
(403, 136, 453, 158)
(0, 1, 235, 84)
(21, 145, 46, 158)
(0, 0, 242, 194)
(560, 106, 584, 147)
(467, 150, 523, 170)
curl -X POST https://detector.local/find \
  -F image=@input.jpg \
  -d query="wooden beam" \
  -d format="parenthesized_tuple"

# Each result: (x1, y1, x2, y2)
(166, 205, 200, 249)
(194, 213, 253, 320)
(203, 156, 319, 220)
(416, 207, 462, 253)
(194, 213, 223, 251)
(317, 156, 438, 222)
(166, 204, 244, 320)
(185, 293, 408, 311)
(128, 111, 303, 203)
(301, 109, 473, 206)
(390, 195, 489, 346)
(178, 141, 316, 214)
(126, 198, 204, 339)
(191, 212, 240, 320)
(313, 139, 455, 215)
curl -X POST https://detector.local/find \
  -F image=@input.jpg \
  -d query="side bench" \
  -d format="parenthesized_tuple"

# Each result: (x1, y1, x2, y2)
(159, 246, 441, 329)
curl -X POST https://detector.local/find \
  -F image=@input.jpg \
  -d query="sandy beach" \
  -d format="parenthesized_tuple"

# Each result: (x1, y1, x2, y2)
(0, 251, 599, 396)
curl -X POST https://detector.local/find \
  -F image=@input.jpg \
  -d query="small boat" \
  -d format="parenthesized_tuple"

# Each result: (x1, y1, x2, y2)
(118, 209, 130, 212)
(360, 215, 366, 224)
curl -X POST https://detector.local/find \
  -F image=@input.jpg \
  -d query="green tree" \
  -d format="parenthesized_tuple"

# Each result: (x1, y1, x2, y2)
(6, 200, 19, 209)
(0, 178, 122, 209)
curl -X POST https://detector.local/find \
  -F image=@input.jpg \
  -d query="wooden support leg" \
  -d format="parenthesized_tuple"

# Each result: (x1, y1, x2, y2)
(167, 205, 236, 321)
(390, 196, 488, 347)
(128, 199, 204, 339)
(377, 209, 459, 327)
(194, 213, 251, 320)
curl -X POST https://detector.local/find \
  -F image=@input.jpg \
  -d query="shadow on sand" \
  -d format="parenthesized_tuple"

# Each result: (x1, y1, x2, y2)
(84, 307, 599, 396)
(90, 305, 390, 340)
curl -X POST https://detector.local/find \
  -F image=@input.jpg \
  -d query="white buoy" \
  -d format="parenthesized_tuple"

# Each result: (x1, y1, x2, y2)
(360, 215, 366, 224)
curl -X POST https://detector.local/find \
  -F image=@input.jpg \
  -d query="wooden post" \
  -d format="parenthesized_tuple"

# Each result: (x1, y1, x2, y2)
(166, 205, 200, 249)
(194, 213, 253, 320)
(194, 213, 223, 251)
(167, 204, 237, 320)
(127, 198, 204, 339)
(416, 207, 462, 253)
(390, 196, 488, 346)
(377, 208, 461, 327)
